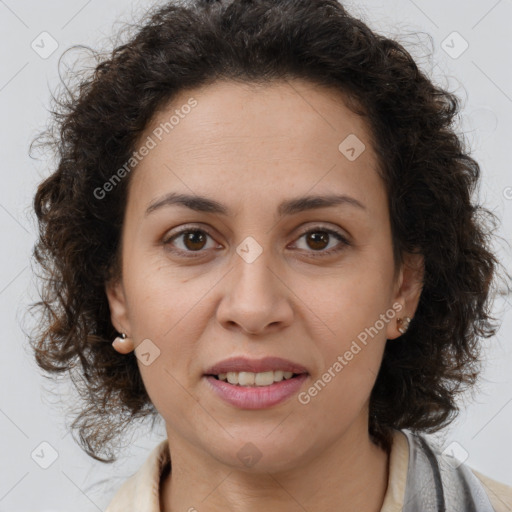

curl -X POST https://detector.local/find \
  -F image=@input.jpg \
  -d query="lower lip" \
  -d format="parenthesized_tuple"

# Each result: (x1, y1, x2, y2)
(204, 374, 309, 409)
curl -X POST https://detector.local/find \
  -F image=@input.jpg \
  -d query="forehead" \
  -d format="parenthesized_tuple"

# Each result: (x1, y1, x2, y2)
(127, 79, 385, 218)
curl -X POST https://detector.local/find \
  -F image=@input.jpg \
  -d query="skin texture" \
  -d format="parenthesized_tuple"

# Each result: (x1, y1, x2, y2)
(105, 79, 424, 512)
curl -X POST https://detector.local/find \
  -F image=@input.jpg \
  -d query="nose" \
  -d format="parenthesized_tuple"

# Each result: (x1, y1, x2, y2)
(215, 250, 294, 336)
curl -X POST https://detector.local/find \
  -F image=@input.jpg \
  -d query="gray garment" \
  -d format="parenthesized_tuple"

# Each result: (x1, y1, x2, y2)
(401, 430, 496, 511)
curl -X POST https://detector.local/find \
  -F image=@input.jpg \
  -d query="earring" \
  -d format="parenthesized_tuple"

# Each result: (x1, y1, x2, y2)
(112, 332, 135, 354)
(397, 316, 412, 335)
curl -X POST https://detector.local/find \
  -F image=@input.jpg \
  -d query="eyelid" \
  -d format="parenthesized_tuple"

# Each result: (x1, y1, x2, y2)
(162, 223, 221, 249)
(294, 223, 349, 240)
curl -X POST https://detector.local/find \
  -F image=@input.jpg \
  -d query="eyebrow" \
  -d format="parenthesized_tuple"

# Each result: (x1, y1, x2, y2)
(144, 192, 366, 218)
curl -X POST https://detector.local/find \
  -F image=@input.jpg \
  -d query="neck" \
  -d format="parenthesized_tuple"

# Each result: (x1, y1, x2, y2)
(160, 425, 390, 512)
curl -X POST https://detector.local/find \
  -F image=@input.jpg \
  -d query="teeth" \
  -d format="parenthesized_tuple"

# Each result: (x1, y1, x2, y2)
(217, 370, 296, 386)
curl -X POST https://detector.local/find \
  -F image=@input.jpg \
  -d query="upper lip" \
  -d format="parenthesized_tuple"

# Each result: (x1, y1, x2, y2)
(204, 356, 309, 375)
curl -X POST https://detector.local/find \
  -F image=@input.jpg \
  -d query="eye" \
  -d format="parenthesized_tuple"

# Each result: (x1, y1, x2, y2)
(163, 226, 220, 257)
(291, 226, 351, 257)
(162, 224, 350, 258)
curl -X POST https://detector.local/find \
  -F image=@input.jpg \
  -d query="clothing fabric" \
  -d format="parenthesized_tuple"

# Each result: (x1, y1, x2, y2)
(105, 429, 512, 512)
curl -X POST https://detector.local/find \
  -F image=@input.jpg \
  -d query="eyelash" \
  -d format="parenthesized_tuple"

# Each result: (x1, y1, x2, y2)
(162, 224, 351, 259)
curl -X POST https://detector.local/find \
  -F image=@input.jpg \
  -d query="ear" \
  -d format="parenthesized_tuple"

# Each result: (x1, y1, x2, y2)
(386, 251, 424, 340)
(105, 277, 131, 335)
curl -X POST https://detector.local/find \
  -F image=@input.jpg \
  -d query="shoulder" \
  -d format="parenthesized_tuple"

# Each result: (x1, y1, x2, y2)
(104, 438, 170, 512)
(396, 429, 511, 512)
(470, 468, 512, 512)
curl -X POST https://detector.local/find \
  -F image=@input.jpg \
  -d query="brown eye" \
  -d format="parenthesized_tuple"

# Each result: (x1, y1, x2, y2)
(163, 228, 218, 256)
(293, 227, 350, 257)
(163, 224, 349, 260)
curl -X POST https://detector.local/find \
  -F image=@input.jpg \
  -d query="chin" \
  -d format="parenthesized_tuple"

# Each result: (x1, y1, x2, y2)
(204, 431, 312, 474)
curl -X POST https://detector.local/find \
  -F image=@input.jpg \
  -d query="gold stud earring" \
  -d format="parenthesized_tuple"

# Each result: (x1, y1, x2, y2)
(397, 316, 412, 335)
(112, 332, 135, 354)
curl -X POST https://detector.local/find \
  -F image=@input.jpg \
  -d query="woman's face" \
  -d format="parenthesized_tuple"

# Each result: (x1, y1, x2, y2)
(106, 79, 423, 471)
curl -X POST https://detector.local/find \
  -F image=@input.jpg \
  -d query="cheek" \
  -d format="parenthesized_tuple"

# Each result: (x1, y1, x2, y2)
(300, 260, 394, 343)
(123, 253, 209, 339)
(299, 323, 387, 427)
(123, 257, 213, 389)
(296, 257, 393, 403)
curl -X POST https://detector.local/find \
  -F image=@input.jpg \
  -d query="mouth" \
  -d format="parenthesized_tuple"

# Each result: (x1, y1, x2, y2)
(202, 356, 309, 409)
(204, 372, 309, 409)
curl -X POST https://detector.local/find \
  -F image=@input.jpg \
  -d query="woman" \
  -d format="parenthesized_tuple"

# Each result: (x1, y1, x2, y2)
(29, 0, 512, 510)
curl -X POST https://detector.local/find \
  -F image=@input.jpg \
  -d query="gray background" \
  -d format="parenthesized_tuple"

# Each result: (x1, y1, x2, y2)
(1, 0, 511, 510)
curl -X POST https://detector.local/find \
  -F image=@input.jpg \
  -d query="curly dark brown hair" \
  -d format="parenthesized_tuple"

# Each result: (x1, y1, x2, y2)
(28, 0, 510, 463)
